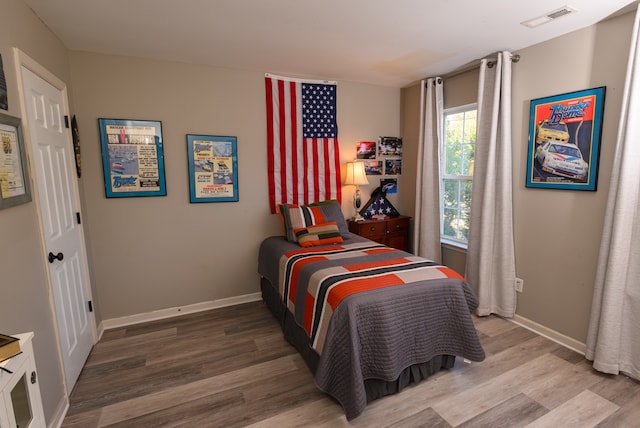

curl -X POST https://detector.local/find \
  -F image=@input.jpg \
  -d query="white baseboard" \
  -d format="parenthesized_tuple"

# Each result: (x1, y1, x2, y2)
(511, 314, 587, 355)
(48, 396, 69, 428)
(101, 292, 263, 330)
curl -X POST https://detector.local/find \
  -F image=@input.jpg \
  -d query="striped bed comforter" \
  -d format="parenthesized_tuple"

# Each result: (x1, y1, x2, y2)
(259, 235, 485, 420)
(279, 240, 467, 354)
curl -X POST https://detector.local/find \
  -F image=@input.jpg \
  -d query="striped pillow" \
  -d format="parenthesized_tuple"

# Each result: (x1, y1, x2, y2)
(278, 201, 349, 242)
(294, 222, 343, 247)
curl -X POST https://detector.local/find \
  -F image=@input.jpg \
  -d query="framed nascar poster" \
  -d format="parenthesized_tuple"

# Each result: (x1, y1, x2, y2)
(525, 86, 605, 191)
(186, 134, 238, 203)
(98, 118, 167, 198)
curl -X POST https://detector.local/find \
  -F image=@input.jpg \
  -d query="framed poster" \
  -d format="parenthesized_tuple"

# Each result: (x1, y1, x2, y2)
(98, 118, 166, 198)
(0, 112, 31, 209)
(526, 87, 605, 191)
(186, 134, 238, 203)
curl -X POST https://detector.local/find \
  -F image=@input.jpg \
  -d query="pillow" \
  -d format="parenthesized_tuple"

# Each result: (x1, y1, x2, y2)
(279, 201, 350, 242)
(312, 201, 350, 240)
(277, 200, 339, 229)
(294, 222, 343, 247)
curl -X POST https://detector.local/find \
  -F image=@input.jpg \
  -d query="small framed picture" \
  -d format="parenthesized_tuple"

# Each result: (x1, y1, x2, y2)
(384, 159, 402, 175)
(187, 134, 238, 203)
(378, 136, 403, 157)
(356, 141, 376, 159)
(364, 160, 382, 175)
(98, 118, 167, 198)
(525, 87, 606, 191)
(0, 112, 31, 209)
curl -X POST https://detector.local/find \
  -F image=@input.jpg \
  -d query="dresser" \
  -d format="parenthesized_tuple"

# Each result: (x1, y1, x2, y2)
(348, 216, 411, 252)
(0, 332, 45, 428)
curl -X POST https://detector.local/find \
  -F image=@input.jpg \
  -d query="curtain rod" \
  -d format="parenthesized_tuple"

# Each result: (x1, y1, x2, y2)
(488, 54, 521, 68)
(432, 53, 521, 82)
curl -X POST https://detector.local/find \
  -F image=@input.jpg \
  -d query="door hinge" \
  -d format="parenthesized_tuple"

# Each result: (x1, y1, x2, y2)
(76, 212, 81, 224)
(88, 301, 93, 312)
(64, 115, 70, 128)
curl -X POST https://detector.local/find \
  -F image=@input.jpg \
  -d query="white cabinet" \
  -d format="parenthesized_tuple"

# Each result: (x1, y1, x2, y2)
(0, 333, 45, 428)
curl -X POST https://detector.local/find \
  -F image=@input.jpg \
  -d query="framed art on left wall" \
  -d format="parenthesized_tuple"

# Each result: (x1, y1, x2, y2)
(98, 118, 167, 198)
(0, 111, 31, 209)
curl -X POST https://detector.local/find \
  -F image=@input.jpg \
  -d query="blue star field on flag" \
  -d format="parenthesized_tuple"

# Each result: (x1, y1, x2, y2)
(302, 83, 337, 138)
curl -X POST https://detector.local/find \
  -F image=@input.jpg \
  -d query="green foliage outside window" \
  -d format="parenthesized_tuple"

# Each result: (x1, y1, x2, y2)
(441, 106, 476, 244)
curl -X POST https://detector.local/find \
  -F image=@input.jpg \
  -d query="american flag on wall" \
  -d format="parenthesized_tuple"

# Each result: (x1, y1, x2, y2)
(265, 74, 341, 213)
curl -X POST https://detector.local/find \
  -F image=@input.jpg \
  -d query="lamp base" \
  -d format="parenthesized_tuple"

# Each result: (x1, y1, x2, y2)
(353, 187, 365, 221)
(352, 212, 365, 222)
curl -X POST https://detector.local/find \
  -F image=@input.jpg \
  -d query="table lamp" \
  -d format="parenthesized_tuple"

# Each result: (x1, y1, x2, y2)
(344, 160, 369, 221)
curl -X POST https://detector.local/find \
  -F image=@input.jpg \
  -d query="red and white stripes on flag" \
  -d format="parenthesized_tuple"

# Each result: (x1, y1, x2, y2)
(265, 74, 341, 213)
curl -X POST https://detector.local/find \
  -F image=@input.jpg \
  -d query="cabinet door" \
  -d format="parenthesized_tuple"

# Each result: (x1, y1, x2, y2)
(8, 372, 34, 428)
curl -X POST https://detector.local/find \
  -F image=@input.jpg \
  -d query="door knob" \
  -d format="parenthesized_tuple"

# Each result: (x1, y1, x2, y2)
(48, 252, 64, 263)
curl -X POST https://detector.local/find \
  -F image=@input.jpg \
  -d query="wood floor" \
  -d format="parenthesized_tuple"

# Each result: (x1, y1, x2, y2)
(62, 301, 640, 427)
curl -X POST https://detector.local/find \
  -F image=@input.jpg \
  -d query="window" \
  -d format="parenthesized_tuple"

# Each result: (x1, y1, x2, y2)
(441, 104, 477, 246)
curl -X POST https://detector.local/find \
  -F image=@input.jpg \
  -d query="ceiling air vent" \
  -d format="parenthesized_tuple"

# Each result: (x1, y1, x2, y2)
(521, 6, 577, 28)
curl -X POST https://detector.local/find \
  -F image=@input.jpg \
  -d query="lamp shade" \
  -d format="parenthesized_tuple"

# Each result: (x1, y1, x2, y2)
(344, 161, 369, 186)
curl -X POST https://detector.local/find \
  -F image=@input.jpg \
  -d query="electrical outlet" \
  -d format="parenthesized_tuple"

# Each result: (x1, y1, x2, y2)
(515, 277, 524, 293)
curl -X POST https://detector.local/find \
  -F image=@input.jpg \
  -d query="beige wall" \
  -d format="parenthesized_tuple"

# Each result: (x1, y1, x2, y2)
(511, 12, 632, 342)
(0, 0, 72, 423)
(68, 51, 401, 320)
(401, 10, 634, 344)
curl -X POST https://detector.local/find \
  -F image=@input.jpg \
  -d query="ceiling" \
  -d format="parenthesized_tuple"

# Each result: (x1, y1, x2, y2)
(22, 0, 637, 87)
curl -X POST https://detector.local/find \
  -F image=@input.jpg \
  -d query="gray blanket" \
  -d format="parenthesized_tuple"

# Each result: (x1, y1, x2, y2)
(258, 235, 485, 420)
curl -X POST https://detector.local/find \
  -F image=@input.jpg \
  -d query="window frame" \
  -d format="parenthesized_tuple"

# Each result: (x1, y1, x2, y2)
(440, 103, 478, 249)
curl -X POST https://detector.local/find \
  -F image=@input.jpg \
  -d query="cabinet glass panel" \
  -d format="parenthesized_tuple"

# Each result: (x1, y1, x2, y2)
(10, 374, 33, 428)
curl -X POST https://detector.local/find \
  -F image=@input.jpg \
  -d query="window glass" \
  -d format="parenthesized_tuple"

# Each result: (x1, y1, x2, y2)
(441, 104, 477, 245)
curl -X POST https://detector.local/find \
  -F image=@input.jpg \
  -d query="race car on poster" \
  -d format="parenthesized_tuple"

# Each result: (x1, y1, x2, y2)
(535, 141, 588, 181)
(535, 119, 569, 145)
(111, 161, 125, 174)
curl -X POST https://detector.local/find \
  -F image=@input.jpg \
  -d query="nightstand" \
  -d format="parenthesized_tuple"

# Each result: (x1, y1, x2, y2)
(348, 216, 411, 252)
(0, 333, 45, 428)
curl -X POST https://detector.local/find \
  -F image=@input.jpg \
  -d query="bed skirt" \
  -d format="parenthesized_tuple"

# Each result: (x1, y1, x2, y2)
(260, 276, 456, 405)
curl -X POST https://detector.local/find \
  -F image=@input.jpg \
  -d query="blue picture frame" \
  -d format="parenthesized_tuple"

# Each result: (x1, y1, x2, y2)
(98, 118, 166, 198)
(187, 134, 238, 203)
(525, 87, 605, 191)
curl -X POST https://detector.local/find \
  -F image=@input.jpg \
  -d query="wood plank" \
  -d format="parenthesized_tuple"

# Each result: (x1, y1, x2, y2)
(457, 393, 548, 428)
(523, 390, 618, 428)
(522, 360, 604, 410)
(432, 353, 570, 426)
(387, 407, 451, 428)
(97, 355, 300, 426)
(597, 392, 640, 427)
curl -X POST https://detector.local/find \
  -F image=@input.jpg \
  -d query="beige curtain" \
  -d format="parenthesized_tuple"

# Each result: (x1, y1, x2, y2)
(586, 5, 640, 381)
(413, 77, 443, 262)
(465, 52, 517, 317)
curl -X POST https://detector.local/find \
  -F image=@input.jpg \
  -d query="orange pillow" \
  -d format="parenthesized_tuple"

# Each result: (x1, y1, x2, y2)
(294, 222, 343, 247)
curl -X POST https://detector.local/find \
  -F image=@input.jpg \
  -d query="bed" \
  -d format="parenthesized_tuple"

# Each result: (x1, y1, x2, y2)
(258, 203, 485, 420)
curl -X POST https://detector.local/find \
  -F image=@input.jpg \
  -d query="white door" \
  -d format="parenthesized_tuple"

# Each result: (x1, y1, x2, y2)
(21, 66, 95, 389)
